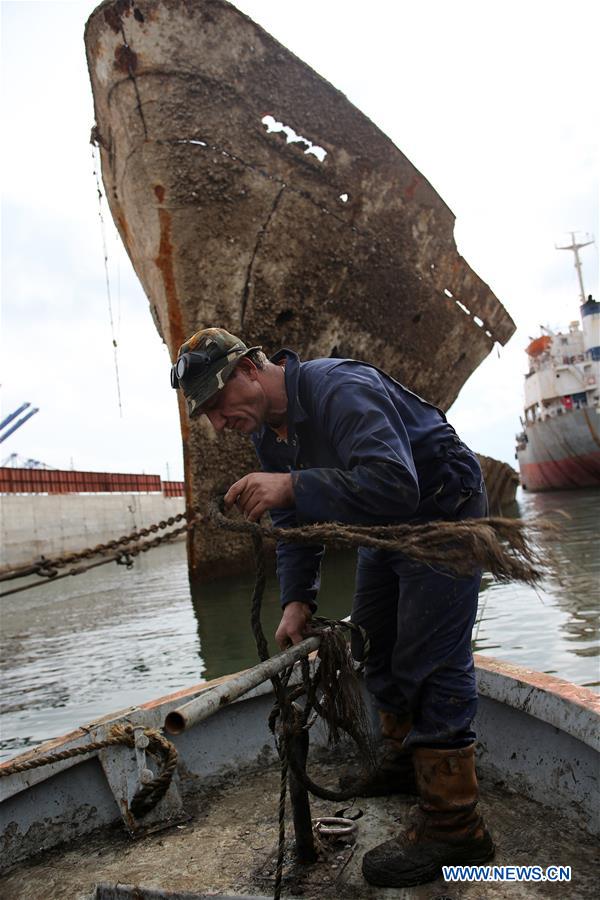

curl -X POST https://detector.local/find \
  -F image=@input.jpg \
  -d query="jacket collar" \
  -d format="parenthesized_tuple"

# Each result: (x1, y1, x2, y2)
(253, 349, 308, 442)
(271, 348, 309, 429)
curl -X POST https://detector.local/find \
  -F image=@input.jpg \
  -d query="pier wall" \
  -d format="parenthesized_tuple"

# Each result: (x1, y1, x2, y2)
(0, 494, 185, 569)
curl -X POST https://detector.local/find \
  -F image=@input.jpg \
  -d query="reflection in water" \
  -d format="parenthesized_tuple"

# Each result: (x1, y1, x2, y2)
(527, 490, 599, 661)
(473, 488, 599, 686)
(190, 550, 357, 681)
(0, 544, 201, 762)
(1, 488, 597, 761)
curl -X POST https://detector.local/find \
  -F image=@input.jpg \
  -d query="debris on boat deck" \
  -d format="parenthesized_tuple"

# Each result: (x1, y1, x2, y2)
(1, 751, 596, 899)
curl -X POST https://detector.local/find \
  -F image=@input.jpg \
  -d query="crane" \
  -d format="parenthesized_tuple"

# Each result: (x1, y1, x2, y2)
(0, 403, 40, 444)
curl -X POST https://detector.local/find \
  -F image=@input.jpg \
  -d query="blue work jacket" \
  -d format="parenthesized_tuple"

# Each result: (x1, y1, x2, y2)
(251, 350, 484, 609)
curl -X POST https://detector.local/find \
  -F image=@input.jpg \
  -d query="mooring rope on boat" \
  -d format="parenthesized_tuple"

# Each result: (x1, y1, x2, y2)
(0, 724, 177, 819)
(209, 501, 555, 585)
(209, 496, 389, 899)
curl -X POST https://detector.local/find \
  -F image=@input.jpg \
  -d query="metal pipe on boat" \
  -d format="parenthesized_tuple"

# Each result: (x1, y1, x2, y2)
(164, 635, 322, 735)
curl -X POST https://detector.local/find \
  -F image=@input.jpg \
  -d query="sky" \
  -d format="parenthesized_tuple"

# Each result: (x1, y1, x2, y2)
(1, 0, 598, 480)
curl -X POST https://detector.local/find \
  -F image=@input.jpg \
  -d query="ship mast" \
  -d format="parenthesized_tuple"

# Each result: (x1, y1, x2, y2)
(555, 231, 594, 304)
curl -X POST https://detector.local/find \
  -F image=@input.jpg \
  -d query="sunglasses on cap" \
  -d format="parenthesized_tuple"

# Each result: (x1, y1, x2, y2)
(170, 347, 236, 389)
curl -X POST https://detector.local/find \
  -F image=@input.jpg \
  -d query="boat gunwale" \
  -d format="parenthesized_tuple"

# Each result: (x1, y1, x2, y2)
(1, 654, 598, 797)
(474, 654, 600, 751)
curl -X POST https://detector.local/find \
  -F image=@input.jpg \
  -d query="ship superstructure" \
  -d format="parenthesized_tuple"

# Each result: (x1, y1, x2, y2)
(516, 286, 600, 490)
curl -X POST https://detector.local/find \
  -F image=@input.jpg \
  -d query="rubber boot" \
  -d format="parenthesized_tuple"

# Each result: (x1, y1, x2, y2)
(338, 711, 417, 797)
(362, 743, 495, 886)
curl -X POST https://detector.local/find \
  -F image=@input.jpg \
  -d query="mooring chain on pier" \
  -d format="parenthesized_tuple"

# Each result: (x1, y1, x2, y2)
(0, 513, 199, 599)
(0, 512, 191, 582)
(0, 724, 178, 819)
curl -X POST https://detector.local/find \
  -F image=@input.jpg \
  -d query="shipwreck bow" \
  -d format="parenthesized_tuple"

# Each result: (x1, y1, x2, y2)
(85, 0, 516, 576)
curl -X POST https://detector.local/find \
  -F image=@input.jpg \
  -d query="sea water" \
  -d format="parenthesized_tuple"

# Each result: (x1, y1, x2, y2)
(1, 488, 597, 761)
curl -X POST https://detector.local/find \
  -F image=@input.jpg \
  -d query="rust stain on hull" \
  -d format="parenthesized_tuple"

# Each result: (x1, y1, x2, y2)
(154, 206, 185, 354)
(153, 196, 193, 561)
(103, 0, 134, 34)
(114, 43, 138, 74)
(153, 202, 191, 505)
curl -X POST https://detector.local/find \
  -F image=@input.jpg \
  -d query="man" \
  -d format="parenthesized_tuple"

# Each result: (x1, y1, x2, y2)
(171, 326, 495, 887)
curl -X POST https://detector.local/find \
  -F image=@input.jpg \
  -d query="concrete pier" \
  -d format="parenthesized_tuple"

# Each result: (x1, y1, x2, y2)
(0, 493, 185, 570)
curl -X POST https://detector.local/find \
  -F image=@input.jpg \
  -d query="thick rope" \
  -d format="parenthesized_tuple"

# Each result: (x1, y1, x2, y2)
(211, 496, 379, 899)
(0, 724, 177, 820)
(208, 498, 555, 585)
(0, 729, 133, 776)
(123, 726, 179, 819)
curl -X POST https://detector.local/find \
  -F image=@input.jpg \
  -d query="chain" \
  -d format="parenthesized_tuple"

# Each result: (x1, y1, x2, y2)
(0, 512, 193, 584)
(0, 518, 197, 599)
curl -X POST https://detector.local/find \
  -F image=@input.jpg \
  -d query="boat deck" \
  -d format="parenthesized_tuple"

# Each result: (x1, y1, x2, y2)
(1, 750, 596, 899)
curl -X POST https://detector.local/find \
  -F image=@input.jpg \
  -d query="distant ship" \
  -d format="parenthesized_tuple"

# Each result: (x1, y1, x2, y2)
(516, 236, 600, 491)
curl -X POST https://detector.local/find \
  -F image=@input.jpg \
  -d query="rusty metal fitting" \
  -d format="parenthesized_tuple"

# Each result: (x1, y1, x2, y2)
(313, 816, 358, 842)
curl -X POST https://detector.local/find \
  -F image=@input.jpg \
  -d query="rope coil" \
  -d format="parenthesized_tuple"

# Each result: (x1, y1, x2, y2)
(0, 724, 177, 820)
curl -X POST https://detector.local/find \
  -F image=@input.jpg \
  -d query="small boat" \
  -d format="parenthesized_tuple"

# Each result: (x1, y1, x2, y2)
(1, 649, 598, 898)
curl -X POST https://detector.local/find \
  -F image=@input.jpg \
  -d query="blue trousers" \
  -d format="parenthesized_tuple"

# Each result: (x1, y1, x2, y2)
(351, 491, 487, 749)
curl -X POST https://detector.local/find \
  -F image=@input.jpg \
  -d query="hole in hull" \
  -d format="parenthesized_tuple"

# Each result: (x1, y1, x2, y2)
(275, 309, 295, 326)
(262, 115, 327, 162)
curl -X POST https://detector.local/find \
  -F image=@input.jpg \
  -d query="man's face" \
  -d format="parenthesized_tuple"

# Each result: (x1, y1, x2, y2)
(199, 366, 267, 434)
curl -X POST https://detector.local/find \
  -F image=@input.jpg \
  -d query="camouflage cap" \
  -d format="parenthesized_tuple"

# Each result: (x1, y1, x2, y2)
(175, 327, 261, 418)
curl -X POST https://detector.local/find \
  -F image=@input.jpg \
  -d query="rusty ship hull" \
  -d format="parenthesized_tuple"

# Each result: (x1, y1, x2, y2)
(518, 409, 600, 491)
(85, 0, 516, 576)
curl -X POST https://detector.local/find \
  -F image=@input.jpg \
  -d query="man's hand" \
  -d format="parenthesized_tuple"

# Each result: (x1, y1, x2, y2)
(275, 601, 313, 650)
(224, 472, 294, 522)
